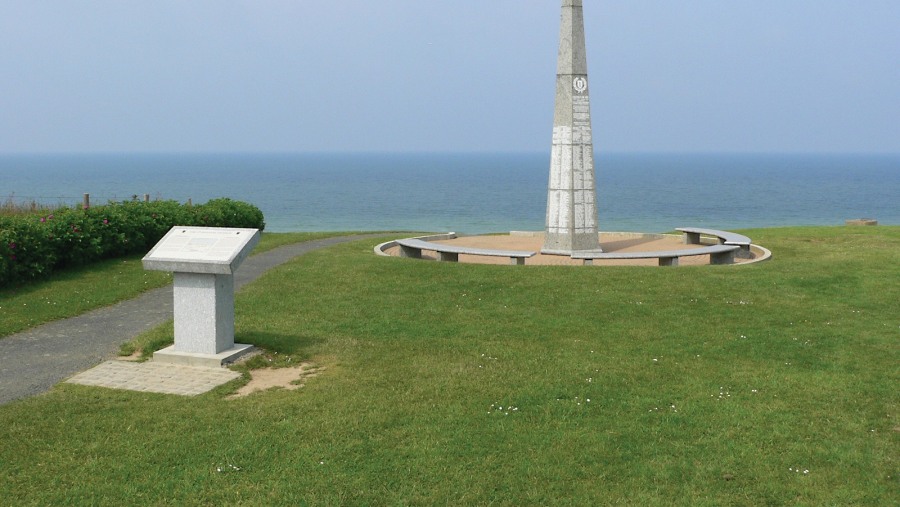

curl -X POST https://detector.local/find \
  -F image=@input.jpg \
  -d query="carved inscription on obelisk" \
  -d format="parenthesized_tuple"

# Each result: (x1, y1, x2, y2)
(543, 0, 601, 254)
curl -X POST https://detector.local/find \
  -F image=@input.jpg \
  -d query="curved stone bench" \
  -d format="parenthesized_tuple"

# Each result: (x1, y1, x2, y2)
(572, 244, 740, 266)
(395, 238, 536, 265)
(676, 227, 752, 258)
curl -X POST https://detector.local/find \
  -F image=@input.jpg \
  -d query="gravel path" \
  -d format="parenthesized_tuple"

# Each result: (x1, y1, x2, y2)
(0, 234, 384, 406)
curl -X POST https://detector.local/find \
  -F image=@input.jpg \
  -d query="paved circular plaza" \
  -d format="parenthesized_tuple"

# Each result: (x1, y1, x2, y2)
(381, 232, 768, 266)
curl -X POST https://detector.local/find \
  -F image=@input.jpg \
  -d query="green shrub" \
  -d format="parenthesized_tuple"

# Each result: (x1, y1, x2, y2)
(0, 199, 265, 287)
(193, 198, 266, 229)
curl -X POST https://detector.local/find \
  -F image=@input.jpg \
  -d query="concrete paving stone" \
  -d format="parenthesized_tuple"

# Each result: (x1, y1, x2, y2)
(66, 361, 241, 396)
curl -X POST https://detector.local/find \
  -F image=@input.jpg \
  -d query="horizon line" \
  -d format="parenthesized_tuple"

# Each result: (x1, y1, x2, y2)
(2, 149, 899, 157)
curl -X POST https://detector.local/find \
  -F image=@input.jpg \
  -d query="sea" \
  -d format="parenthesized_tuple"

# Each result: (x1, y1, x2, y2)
(1, 152, 898, 233)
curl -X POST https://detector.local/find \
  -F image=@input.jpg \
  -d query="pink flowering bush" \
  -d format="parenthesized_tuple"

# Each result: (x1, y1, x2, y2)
(0, 198, 264, 287)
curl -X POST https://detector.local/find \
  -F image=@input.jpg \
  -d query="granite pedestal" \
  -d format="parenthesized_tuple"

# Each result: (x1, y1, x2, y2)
(143, 226, 260, 367)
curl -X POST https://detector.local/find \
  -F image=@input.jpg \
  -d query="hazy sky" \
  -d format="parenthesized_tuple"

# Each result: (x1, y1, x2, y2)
(2, 1, 898, 154)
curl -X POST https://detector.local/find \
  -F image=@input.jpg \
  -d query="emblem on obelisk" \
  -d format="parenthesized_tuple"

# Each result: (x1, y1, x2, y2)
(573, 77, 587, 94)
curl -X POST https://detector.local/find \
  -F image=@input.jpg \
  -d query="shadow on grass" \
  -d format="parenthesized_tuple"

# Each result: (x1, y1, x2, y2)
(236, 331, 325, 356)
(127, 328, 326, 362)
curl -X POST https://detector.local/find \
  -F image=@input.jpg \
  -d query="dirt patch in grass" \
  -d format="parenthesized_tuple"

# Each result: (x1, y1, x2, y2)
(227, 363, 323, 399)
(116, 350, 142, 361)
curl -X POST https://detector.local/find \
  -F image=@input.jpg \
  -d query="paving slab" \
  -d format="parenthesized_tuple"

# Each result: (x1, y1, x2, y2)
(66, 360, 242, 396)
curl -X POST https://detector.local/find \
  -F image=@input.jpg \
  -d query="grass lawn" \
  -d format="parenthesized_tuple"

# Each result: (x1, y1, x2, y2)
(0, 226, 897, 505)
(0, 232, 346, 338)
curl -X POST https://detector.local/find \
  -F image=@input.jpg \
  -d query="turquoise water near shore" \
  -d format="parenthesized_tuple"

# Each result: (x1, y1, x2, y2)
(2, 152, 898, 233)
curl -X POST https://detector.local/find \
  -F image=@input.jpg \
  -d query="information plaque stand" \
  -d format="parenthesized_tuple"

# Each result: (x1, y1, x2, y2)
(143, 226, 261, 367)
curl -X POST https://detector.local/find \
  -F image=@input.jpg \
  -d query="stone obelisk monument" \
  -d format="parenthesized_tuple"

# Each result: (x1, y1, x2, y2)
(543, 0, 601, 254)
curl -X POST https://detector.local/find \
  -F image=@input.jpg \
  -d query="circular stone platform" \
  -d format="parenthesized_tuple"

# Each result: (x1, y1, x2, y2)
(380, 232, 769, 266)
